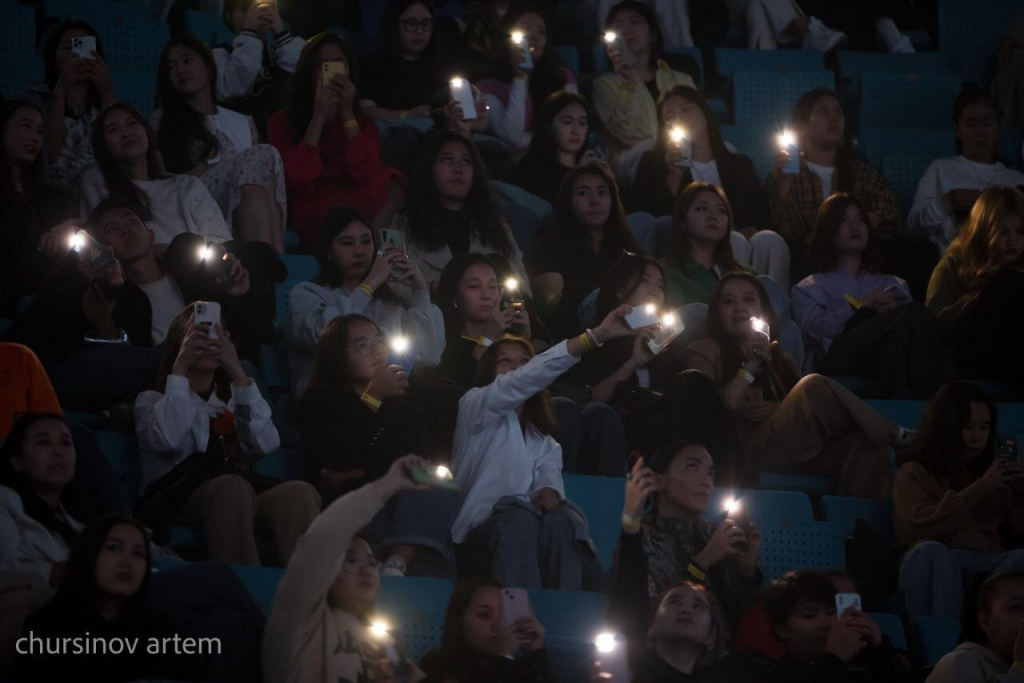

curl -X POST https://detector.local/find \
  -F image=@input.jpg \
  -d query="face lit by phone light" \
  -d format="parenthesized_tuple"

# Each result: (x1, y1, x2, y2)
(455, 262, 501, 323)
(93, 207, 153, 263)
(718, 279, 765, 342)
(651, 584, 715, 647)
(658, 445, 715, 516)
(462, 585, 507, 657)
(328, 537, 380, 618)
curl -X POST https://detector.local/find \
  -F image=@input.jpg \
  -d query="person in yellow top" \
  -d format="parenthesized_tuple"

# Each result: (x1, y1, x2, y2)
(592, 1, 696, 179)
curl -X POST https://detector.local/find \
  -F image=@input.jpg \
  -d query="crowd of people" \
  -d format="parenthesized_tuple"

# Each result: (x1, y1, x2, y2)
(1, 0, 1024, 681)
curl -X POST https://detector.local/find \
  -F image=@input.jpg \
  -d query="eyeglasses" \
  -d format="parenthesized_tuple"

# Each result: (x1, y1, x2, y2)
(400, 18, 434, 33)
(350, 336, 386, 357)
(342, 555, 382, 574)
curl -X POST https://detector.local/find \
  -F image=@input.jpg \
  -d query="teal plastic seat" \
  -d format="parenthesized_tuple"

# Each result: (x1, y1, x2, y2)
(911, 615, 960, 668)
(275, 253, 320, 337)
(0, 54, 44, 100)
(230, 564, 285, 617)
(0, 1, 35, 54)
(883, 154, 936, 215)
(376, 576, 454, 663)
(562, 474, 625, 572)
(733, 70, 836, 126)
(859, 126, 953, 169)
(715, 47, 824, 79)
(868, 612, 907, 651)
(94, 430, 141, 510)
(531, 589, 608, 683)
(859, 74, 963, 129)
(707, 489, 814, 526)
(758, 521, 844, 580)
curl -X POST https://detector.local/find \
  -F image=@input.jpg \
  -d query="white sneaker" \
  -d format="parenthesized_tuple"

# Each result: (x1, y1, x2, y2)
(381, 555, 407, 577)
(802, 17, 847, 53)
(889, 34, 916, 53)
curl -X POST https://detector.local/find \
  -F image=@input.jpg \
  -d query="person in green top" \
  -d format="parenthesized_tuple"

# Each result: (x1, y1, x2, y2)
(657, 181, 753, 307)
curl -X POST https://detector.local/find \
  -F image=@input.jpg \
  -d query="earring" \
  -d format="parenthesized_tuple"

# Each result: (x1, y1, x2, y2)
(452, 301, 459, 310)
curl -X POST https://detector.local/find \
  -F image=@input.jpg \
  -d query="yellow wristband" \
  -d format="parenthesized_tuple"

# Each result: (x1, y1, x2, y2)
(621, 513, 641, 533)
(360, 392, 382, 409)
(358, 283, 375, 296)
(344, 118, 359, 129)
(844, 294, 863, 310)
(737, 368, 756, 384)
(687, 562, 707, 582)
(578, 332, 594, 352)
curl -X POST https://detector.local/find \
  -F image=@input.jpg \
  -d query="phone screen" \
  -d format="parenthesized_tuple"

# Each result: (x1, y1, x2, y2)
(500, 588, 530, 628)
(835, 592, 862, 615)
(449, 78, 478, 121)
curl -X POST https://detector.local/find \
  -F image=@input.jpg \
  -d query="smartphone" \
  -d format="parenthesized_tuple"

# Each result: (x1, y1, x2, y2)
(625, 304, 660, 330)
(750, 317, 772, 361)
(379, 228, 405, 255)
(604, 31, 637, 69)
(884, 283, 909, 301)
(193, 301, 222, 340)
(585, 131, 607, 161)
(835, 592, 862, 615)
(408, 464, 458, 490)
(511, 32, 533, 69)
(998, 438, 1018, 462)
(72, 35, 96, 60)
(669, 128, 692, 168)
(321, 61, 347, 87)
(72, 229, 117, 271)
(778, 131, 800, 175)
(500, 587, 531, 628)
(594, 633, 629, 683)
(722, 502, 751, 552)
(449, 77, 477, 121)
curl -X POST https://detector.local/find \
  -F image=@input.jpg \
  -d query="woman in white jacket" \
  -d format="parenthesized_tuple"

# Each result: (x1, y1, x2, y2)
(134, 304, 320, 566)
(452, 304, 639, 590)
(286, 206, 444, 397)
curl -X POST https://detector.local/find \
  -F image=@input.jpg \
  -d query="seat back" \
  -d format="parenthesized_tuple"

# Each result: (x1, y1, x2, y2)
(911, 615, 960, 668)
(883, 154, 936, 216)
(230, 565, 285, 617)
(275, 253, 321, 336)
(859, 126, 954, 170)
(184, 9, 237, 47)
(489, 180, 553, 256)
(376, 576, 454, 663)
(859, 74, 963, 129)
(733, 71, 836, 126)
(758, 521, 844, 580)
(821, 495, 895, 546)
(714, 48, 824, 79)
(868, 612, 908, 651)
(531, 589, 608, 683)
(95, 430, 142, 510)
(0, 1, 35, 54)
(719, 124, 776, 181)
(0, 53, 44, 100)
(562, 474, 625, 571)
(707, 489, 814, 526)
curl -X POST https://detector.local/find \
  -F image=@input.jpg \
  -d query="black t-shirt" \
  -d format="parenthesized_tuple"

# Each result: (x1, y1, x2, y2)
(438, 207, 474, 257)
(360, 52, 438, 111)
(515, 154, 572, 205)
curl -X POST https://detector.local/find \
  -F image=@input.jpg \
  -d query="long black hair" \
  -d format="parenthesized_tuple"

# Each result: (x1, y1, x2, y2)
(380, 0, 437, 62)
(91, 102, 166, 220)
(654, 85, 730, 160)
(287, 32, 360, 145)
(44, 21, 106, 96)
(312, 206, 399, 299)
(0, 413, 88, 547)
(550, 161, 636, 254)
(436, 252, 504, 337)
(308, 314, 382, 397)
(807, 193, 879, 273)
(156, 36, 221, 174)
(0, 99, 45, 203)
(793, 89, 855, 192)
(496, 3, 568, 129)
(604, 1, 665, 72)
(475, 336, 557, 434)
(702, 272, 784, 382)
(523, 90, 591, 167)
(404, 129, 514, 257)
(595, 251, 664, 320)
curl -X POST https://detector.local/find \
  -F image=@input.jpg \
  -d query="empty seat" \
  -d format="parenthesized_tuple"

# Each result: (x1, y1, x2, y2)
(90, 17, 169, 72)
(733, 71, 837, 126)
(758, 521, 844, 580)
(911, 615, 960, 668)
(719, 123, 776, 181)
(376, 575, 454, 663)
(0, 1, 35, 55)
(821, 495, 895, 545)
(562, 473, 625, 571)
(838, 51, 948, 99)
(859, 74, 963, 129)
(714, 48, 824, 80)
(882, 154, 935, 215)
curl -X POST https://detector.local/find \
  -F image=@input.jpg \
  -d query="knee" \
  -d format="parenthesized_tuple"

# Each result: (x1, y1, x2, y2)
(495, 509, 541, 536)
(901, 541, 956, 573)
(542, 506, 576, 535)
(274, 481, 322, 516)
(205, 475, 257, 512)
(749, 230, 786, 249)
(794, 373, 833, 399)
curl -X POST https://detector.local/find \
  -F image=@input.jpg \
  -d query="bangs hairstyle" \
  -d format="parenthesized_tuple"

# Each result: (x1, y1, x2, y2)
(604, 1, 664, 71)
(314, 206, 375, 288)
(655, 86, 729, 160)
(552, 161, 636, 253)
(702, 271, 781, 354)
(309, 314, 381, 395)
(524, 90, 592, 165)
(154, 304, 233, 400)
(0, 99, 45, 196)
(473, 336, 557, 434)
(900, 380, 997, 481)
(496, 3, 568, 128)
(649, 580, 728, 665)
(436, 252, 504, 337)
(595, 251, 664, 320)
(382, 0, 437, 58)
(92, 102, 166, 221)
(953, 87, 1001, 155)
(807, 193, 877, 274)
(764, 571, 839, 638)
(948, 186, 1024, 286)
(668, 182, 741, 272)
(288, 32, 360, 145)
(156, 36, 220, 174)
(44, 21, 106, 92)
(404, 130, 513, 258)
(792, 89, 855, 193)
(962, 571, 1024, 644)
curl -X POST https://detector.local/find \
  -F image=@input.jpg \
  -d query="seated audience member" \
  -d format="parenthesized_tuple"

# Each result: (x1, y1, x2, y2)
(656, 183, 754, 307)
(632, 86, 770, 236)
(263, 456, 427, 683)
(79, 103, 233, 247)
(359, 0, 442, 122)
(562, 253, 729, 465)
(764, 89, 901, 281)
(610, 445, 761, 651)
(599, 579, 726, 681)
(0, 414, 84, 671)
(4, 198, 279, 409)
(793, 193, 954, 396)
(685, 273, 913, 497)
(0, 100, 76, 317)
(475, 4, 578, 153)
(894, 381, 1024, 620)
(592, 1, 696, 176)
(285, 207, 443, 397)
(909, 89, 1024, 251)
(926, 186, 1024, 383)
(928, 572, 1024, 682)
(217, 0, 305, 134)
(420, 576, 550, 682)
(134, 305, 320, 566)
(27, 21, 116, 195)
(155, 37, 286, 251)
(391, 130, 528, 294)
(460, 0, 509, 81)
(516, 91, 597, 205)
(267, 32, 406, 248)
(12, 515, 194, 682)
(720, 570, 908, 681)
(296, 314, 457, 577)
(451, 308, 638, 590)
(431, 81, 490, 141)
(527, 162, 639, 338)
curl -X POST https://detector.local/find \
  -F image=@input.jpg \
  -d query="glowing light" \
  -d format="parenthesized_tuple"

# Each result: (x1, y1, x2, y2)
(750, 317, 769, 335)
(669, 127, 687, 144)
(504, 277, 519, 292)
(199, 245, 213, 261)
(435, 465, 453, 480)
(777, 130, 796, 149)
(389, 336, 410, 354)
(661, 312, 678, 328)
(450, 77, 463, 89)
(70, 231, 86, 251)
(369, 620, 390, 640)
(643, 303, 657, 315)
(604, 31, 617, 44)
(723, 497, 741, 515)
(595, 633, 617, 653)
(511, 31, 524, 44)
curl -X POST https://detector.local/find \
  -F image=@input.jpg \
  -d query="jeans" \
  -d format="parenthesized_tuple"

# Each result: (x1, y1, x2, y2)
(899, 541, 1024, 618)
(365, 488, 459, 579)
(464, 506, 583, 590)
(550, 398, 628, 476)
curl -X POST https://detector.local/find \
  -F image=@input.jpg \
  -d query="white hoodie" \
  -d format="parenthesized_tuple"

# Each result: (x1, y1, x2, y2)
(928, 642, 1024, 683)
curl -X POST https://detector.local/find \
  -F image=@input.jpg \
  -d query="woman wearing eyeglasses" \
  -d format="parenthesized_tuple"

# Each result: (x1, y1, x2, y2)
(264, 454, 431, 683)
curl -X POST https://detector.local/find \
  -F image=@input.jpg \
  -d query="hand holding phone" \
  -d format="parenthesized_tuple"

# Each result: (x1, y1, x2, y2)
(193, 301, 222, 340)
(625, 304, 660, 330)
(321, 61, 347, 87)
(604, 32, 637, 70)
(835, 592, 862, 615)
(449, 77, 478, 121)
(72, 36, 97, 60)
(407, 463, 458, 490)
(500, 588, 531, 629)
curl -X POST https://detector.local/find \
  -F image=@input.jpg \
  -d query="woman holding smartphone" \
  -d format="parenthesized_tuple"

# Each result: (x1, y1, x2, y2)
(793, 193, 953, 396)
(516, 91, 597, 205)
(134, 305, 320, 566)
(267, 32, 405, 248)
(285, 206, 443, 397)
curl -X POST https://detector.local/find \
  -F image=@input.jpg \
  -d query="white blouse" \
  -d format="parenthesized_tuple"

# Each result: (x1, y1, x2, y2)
(0, 485, 83, 579)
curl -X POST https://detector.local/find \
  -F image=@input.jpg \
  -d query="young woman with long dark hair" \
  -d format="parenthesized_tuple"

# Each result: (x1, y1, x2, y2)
(154, 36, 286, 250)
(516, 91, 596, 204)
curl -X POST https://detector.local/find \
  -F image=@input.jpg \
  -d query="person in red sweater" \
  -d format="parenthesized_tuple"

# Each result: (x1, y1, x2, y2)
(267, 32, 406, 248)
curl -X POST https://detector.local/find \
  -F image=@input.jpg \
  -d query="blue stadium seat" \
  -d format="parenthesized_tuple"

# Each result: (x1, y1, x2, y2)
(999, 126, 1024, 171)
(94, 429, 141, 510)
(531, 589, 608, 683)
(733, 71, 837, 127)
(859, 74, 963, 129)
(755, 472, 834, 494)
(664, 46, 704, 90)
(555, 45, 580, 75)
(284, 230, 301, 253)
(0, 1, 35, 55)
(230, 564, 284, 617)
(0, 319, 12, 336)
(109, 66, 157, 119)
(859, 127, 954, 169)
(626, 211, 658, 254)
(937, 0, 1007, 58)
(715, 48, 824, 79)
(90, 17, 169, 72)
(868, 612, 907, 651)
(756, 273, 790, 320)
(259, 344, 290, 392)
(275, 253, 320, 336)
(882, 154, 935, 216)
(184, 9, 237, 48)
(0, 54, 44, 101)
(562, 473, 625, 571)
(376, 576, 454, 663)
(592, 44, 609, 75)
(253, 448, 303, 481)
(44, 0, 150, 22)
(489, 180, 553, 255)
(719, 123, 776, 181)
(838, 51, 949, 100)
(821, 495, 895, 545)
(707, 489, 814, 525)
(758, 520, 844, 580)
(911, 615, 960, 668)
(329, 26, 365, 57)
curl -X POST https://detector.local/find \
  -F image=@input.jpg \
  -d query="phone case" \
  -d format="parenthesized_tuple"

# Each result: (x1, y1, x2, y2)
(782, 140, 801, 174)
(379, 228, 406, 254)
(835, 592, 862, 614)
(512, 35, 533, 69)
(193, 302, 222, 339)
(625, 306, 660, 330)
(408, 465, 458, 490)
(500, 588, 531, 628)
(611, 35, 637, 69)
(673, 136, 693, 168)
(72, 36, 96, 60)
(450, 79, 478, 121)
(321, 61, 347, 87)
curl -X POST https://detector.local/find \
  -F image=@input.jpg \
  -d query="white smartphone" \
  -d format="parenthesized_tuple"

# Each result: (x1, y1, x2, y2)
(835, 592, 862, 615)
(884, 283, 910, 301)
(604, 31, 637, 69)
(625, 304, 660, 330)
(500, 587, 531, 628)
(193, 301, 222, 340)
(449, 77, 477, 121)
(72, 35, 96, 60)
(595, 633, 629, 683)
(511, 32, 533, 69)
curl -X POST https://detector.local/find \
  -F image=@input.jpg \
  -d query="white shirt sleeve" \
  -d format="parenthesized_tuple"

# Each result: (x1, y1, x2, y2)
(182, 176, 233, 243)
(228, 380, 280, 456)
(907, 159, 955, 241)
(285, 282, 372, 355)
(134, 376, 202, 458)
(484, 78, 529, 149)
(791, 281, 851, 345)
(531, 438, 565, 498)
(403, 290, 446, 367)
(273, 31, 305, 73)
(214, 32, 264, 99)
